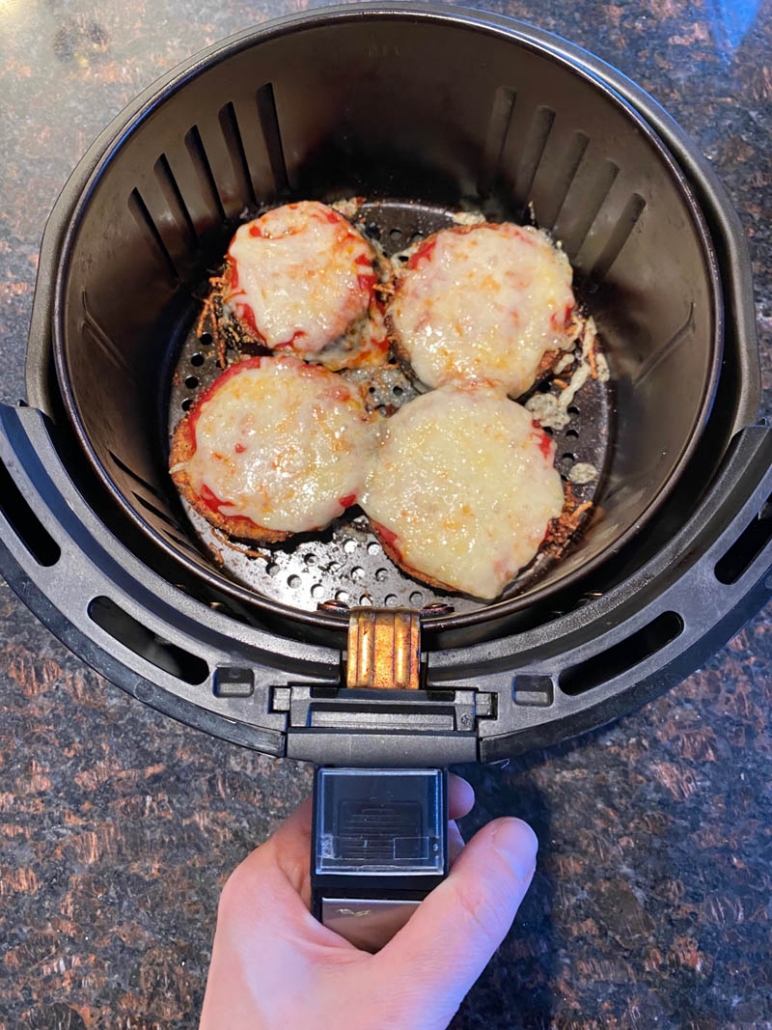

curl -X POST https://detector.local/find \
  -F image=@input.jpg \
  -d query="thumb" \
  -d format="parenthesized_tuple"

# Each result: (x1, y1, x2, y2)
(375, 817, 538, 1025)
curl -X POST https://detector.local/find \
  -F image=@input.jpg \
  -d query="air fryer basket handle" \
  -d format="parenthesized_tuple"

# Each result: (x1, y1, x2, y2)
(310, 767, 449, 951)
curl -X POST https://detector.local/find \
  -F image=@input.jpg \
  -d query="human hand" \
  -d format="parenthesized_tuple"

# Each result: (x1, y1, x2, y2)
(199, 775, 538, 1030)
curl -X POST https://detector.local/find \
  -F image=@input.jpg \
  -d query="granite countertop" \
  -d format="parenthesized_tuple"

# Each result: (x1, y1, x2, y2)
(1, 1, 770, 1027)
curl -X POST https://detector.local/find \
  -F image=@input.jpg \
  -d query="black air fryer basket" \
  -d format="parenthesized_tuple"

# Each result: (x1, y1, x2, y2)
(1, 4, 771, 769)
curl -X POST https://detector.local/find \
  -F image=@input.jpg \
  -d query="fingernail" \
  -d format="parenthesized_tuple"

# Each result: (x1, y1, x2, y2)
(492, 818, 538, 881)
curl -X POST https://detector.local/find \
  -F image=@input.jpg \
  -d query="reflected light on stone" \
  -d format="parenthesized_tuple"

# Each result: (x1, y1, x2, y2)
(705, 0, 761, 50)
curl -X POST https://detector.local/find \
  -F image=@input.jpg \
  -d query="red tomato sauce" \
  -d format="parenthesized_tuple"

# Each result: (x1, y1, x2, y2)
(407, 238, 438, 271)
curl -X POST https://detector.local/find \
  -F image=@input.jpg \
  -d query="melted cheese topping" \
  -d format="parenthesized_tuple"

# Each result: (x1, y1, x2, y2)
(360, 386, 564, 598)
(185, 357, 373, 532)
(224, 201, 377, 355)
(389, 223, 576, 395)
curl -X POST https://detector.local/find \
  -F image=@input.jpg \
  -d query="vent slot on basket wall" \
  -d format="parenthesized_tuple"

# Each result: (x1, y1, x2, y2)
(154, 153, 198, 248)
(256, 82, 288, 194)
(560, 158, 619, 259)
(538, 129, 590, 231)
(480, 85, 516, 192)
(89, 596, 209, 685)
(109, 450, 166, 502)
(560, 611, 684, 695)
(218, 101, 257, 208)
(514, 104, 555, 216)
(481, 84, 646, 284)
(590, 191, 646, 282)
(128, 188, 181, 283)
(128, 85, 289, 290)
(715, 492, 772, 585)
(107, 455, 203, 558)
(132, 492, 182, 532)
(0, 456, 61, 567)
(184, 125, 227, 222)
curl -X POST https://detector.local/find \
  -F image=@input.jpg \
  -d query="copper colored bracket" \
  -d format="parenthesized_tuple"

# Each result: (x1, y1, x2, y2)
(346, 608, 422, 690)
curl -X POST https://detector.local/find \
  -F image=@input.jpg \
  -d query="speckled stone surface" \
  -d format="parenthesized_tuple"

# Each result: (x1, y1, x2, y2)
(1, 1, 771, 1028)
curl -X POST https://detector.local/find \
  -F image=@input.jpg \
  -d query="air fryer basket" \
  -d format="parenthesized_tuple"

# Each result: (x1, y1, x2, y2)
(54, 6, 722, 634)
(0, 4, 770, 765)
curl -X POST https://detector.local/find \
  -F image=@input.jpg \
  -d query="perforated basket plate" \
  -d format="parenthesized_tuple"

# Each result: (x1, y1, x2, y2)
(167, 199, 612, 614)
